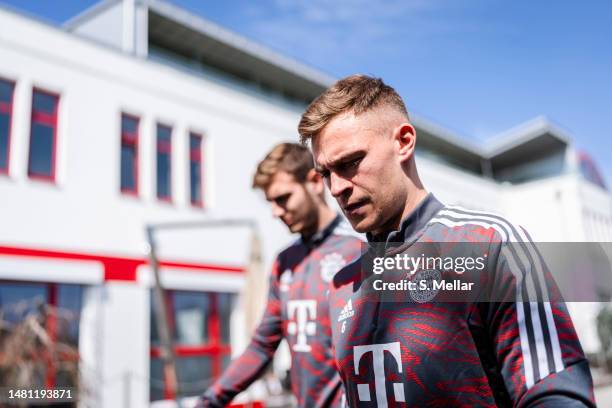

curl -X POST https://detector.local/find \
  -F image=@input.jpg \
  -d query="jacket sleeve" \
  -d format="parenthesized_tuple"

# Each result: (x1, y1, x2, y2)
(481, 226, 595, 407)
(198, 258, 285, 407)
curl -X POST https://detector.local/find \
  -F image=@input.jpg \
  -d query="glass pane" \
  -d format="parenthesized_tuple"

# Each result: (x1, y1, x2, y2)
(157, 125, 171, 143)
(190, 162, 201, 203)
(28, 123, 54, 177)
(0, 282, 49, 389)
(189, 134, 201, 150)
(176, 356, 212, 398)
(172, 292, 209, 345)
(32, 91, 57, 114)
(0, 113, 9, 170)
(149, 357, 164, 401)
(0, 80, 13, 104)
(57, 284, 82, 346)
(0, 282, 47, 324)
(120, 144, 136, 191)
(222, 353, 231, 371)
(217, 293, 234, 345)
(121, 115, 138, 134)
(157, 152, 171, 199)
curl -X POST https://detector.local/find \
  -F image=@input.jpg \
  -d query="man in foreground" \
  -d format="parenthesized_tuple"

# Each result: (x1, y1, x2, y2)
(298, 75, 595, 406)
(198, 143, 362, 407)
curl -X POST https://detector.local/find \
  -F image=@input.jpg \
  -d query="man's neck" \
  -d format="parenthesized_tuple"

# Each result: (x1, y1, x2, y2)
(301, 204, 337, 241)
(373, 188, 428, 237)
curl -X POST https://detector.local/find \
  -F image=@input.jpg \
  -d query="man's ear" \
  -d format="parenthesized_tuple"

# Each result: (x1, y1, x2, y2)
(393, 122, 417, 163)
(305, 168, 325, 196)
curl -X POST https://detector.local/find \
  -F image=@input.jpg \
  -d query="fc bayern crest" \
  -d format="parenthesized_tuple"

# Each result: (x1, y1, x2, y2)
(410, 269, 441, 303)
(320, 253, 347, 282)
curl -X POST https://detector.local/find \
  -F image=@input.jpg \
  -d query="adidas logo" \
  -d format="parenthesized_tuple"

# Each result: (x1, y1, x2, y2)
(338, 299, 355, 322)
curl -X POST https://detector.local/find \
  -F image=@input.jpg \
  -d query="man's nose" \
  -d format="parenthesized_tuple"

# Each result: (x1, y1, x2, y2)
(271, 202, 286, 218)
(329, 172, 351, 198)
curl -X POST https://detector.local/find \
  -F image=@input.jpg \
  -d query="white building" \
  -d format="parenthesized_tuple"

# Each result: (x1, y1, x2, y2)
(0, 0, 610, 407)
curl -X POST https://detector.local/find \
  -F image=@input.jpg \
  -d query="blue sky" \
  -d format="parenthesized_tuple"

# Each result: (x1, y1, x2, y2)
(3, 0, 611, 184)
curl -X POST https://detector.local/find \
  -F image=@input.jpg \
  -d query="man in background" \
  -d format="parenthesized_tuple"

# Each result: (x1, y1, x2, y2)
(198, 143, 362, 407)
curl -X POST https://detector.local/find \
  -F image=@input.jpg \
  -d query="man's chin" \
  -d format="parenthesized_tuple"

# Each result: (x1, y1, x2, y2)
(347, 216, 372, 234)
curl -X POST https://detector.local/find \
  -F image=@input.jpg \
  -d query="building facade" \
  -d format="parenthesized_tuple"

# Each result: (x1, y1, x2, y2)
(0, 1, 610, 407)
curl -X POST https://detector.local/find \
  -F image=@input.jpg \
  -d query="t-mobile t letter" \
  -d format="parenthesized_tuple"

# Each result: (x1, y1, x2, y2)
(287, 300, 317, 352)
(353, 342, 405, 407)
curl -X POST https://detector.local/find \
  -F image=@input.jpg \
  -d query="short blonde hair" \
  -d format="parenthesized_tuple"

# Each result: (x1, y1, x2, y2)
(298, 74, 408, 144)
(252, 143, 314, 190)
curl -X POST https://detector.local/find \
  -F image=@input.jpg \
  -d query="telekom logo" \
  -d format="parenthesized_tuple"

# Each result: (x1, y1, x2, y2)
(287, 300, 317, 352)
(353, 342, 405, 407)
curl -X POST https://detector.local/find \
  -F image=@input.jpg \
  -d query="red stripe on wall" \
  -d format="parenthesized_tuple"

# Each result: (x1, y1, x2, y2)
(150, 345, 231, 358)
(0, 245, 245, 282)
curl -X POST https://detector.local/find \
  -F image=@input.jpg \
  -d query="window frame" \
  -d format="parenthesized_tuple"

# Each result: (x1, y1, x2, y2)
(27, 88, 59, 182)
(156, 123, 173, 203)
(188, 132, 204, 208)
(0, 77, 15, 175)
(149, 290, 231, 401)
(120, 112, 140, 196)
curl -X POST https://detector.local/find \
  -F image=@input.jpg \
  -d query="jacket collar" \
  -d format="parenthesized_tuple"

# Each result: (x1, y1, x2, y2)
(301, 213, 342, 248)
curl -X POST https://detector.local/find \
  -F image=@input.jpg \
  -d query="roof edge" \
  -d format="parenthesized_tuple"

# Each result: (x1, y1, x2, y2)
(485, 116, 572, 158)
(411, 115, 485, 156)
(62, 0, 122, 31)
(146, 0, 336, 89)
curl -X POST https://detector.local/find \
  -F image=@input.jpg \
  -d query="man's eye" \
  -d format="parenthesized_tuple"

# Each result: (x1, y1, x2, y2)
(275, 195, 289, 204)
(341, 158, 361, 171)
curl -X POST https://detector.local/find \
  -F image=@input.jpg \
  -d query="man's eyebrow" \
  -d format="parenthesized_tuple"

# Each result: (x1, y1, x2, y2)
(266, 192, 290, 201)
(327, 150, 365, 168)
(315, 150, 364, 174)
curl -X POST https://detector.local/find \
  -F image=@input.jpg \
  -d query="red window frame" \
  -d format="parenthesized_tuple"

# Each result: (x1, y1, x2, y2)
(150, 291, 231, 400)
(189, 132, 204, 207)
(120, 113, 140, 195)
(156, 123, 172, 202)
(0, 77, 15, 175)
(28, 88, 59, 182)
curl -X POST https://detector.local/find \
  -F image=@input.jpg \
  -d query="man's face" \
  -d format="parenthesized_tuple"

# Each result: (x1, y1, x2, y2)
(264, 171, 318, 235)
(312, 109, 412, 235)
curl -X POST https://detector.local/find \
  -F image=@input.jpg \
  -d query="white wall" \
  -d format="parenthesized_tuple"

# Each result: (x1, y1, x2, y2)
(67, 1, 125, 51)
(418, 155, 502, 211)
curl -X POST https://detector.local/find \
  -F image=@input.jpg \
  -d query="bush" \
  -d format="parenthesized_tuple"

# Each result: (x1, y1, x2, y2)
(597, 304, 612, 371)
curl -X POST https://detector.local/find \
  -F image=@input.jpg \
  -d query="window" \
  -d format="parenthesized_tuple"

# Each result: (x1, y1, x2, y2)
(28, 89, 59, 181)
(156, 124, 172, 201)
(0, 78, 14, 174)
(189, 133, 203, 206)
(578, 151, 607, 191)
(0, 281, 83, 389)
(150, 291, 234, 401)
(120, 113, 139, 194)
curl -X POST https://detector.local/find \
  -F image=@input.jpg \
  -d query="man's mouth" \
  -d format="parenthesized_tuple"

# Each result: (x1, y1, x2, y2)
(343, 200, 367, 214)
